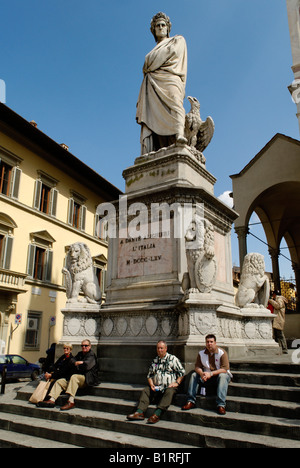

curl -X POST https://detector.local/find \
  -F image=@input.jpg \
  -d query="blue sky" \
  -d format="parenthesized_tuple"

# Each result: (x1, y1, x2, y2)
(1, 0, 298, 279)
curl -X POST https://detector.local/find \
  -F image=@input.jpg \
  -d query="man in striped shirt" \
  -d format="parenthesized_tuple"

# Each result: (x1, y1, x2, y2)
(127, 340, 185, 424)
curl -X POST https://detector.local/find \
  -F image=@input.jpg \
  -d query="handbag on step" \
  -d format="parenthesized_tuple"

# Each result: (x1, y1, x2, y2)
(29, 380, 52, 404)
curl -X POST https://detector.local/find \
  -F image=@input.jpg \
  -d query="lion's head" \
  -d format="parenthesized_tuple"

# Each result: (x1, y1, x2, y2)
(241, 253, 265, 278)
(66, 242, 93, 275)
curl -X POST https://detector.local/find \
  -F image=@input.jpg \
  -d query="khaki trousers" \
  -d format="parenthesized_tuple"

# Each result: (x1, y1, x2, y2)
(49, 374, 86, 400)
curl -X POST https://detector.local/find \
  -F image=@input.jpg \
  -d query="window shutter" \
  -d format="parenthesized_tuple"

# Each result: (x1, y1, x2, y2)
(50, 188, 58, 217)
(11, 167, 22, 199)
(80, 205, 87, 231)
(3, 236, 13, 270)
(101, 269, 107, 295)
(94, 213, 100, 237)
(27, 244, 36, 277)
(33, 179, 42, 209)
(68, 198, 74, 225)
(44, 250, 53, 282)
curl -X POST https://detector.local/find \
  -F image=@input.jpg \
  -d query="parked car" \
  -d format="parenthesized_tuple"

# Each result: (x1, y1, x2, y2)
(0, 354, 40, 382)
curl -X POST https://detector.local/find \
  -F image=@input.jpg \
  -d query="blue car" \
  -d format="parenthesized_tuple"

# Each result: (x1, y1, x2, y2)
(0, 354, 40, 382)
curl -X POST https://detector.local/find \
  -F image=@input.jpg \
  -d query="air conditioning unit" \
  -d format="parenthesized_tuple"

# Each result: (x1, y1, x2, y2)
(27, 318, 38, 331)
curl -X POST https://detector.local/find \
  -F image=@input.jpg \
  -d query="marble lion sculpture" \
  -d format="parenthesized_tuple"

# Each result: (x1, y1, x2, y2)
(62, 242, 102, 304)
(235, 252, 270, 309)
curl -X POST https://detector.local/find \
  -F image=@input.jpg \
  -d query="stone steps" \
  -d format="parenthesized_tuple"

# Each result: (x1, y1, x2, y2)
(16, 380, 300, 420)
(0, 400, 195, 449)
(232, 370, 300, 387)
(0, 396, 299, 449)
(0, 361, 299, 448)
(0, 427, 80, 449)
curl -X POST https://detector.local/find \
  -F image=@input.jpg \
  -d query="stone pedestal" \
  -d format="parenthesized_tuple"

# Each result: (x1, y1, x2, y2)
(60, 304, 101, 348)
(95, 143, 278, 383)
(177, 293, 277, 363)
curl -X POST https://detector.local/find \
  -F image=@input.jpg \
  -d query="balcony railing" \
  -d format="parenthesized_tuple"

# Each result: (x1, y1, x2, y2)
(0, 268, 28, 293)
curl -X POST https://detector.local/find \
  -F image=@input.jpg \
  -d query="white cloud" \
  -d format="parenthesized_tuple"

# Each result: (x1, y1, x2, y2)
(218, 191, 234, 209)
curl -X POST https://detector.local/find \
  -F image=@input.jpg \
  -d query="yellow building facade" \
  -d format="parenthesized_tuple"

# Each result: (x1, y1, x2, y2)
(0, 104, 121, 363)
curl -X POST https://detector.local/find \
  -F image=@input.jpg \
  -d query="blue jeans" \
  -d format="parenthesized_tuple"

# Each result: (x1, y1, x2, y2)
(187, 371, 231, 408)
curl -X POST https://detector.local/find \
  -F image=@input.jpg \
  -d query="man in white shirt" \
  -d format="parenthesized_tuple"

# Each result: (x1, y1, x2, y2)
(182, 334, 231, 415)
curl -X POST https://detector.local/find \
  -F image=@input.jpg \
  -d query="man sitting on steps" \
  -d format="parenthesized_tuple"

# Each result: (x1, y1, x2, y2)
(182, 334, 232, 415)
(127, 340, 185, 424)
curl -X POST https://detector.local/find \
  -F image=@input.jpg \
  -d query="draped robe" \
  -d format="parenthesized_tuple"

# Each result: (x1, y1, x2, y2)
(136, 35, 187, 154)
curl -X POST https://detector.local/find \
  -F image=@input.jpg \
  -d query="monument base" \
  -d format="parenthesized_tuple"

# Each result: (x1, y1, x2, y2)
(58, 143, 279, 383)
(96, 294, 279, 384)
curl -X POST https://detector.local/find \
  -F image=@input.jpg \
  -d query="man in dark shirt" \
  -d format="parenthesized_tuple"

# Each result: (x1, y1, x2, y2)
(39, 339, 98, 411)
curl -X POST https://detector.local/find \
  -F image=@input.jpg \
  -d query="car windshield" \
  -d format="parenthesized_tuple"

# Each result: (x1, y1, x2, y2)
(0, 356, 6, 364)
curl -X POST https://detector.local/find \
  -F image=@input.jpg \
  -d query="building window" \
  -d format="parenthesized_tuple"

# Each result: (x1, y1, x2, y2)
(0, 161, 12, 195)
(27, 231, 55, 283)
(33, 247, 46, 280)
(0, 159, 21, 199)
(40, 184, 51, 213)
(73, 201, 81, 228)
(25, 312, 41, 349)
(33, 174, 58, 217)
(68, 192, 87, 231)
(27, 245, 53, 282)
(93, 254, 107, 297)
(95, 267, 107, 296)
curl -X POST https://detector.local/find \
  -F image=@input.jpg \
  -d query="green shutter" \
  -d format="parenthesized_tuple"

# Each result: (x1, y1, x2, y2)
(50, 188, 58, 217)
(33, 179, 42, 209)
(3, 236, 13, 270)
(44, 250, 53, 282)
(68, 198, 74, 225)
(11, 167, 22, 199)
(80, 205, 87, 231)
(27, 244, 36, 277)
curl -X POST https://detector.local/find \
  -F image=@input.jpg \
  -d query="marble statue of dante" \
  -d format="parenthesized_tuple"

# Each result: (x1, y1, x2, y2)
(136, 12, 188, 155)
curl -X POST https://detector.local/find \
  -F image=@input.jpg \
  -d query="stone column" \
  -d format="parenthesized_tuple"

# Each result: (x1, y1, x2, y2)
(235, 226, 249, 271)
(269, 247, 281, 293)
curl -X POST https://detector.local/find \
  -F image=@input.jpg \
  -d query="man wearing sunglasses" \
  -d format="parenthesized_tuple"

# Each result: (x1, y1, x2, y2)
(38, 339, 99, 411)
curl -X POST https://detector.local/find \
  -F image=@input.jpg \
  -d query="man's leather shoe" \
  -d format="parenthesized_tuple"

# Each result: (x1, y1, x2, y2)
(60, 402, 75, 411)
(127, 411, 145, 421)
(217, 406, 226, 415)
(182, 401, 196, 411)
(147, 414, 160, 424)
(37, 400, 55, 408)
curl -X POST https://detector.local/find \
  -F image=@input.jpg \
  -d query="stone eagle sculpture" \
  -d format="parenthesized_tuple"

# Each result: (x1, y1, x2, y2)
(184, 96, 215, 164)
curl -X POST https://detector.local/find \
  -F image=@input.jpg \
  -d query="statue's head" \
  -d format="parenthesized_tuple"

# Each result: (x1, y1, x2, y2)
(150, 12, 172, 42)
(66, 242, 93, 274)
